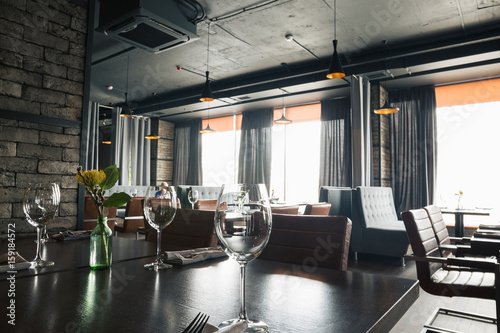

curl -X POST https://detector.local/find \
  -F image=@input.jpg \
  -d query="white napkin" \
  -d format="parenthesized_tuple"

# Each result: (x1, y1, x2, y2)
(164, 247, 227, 265)
(0, 252, 31, 273)
(202, 321, 249, 333)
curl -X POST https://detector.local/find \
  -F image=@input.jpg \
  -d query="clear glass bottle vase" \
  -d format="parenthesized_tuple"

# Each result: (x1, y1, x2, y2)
(90, 217, 112, 270)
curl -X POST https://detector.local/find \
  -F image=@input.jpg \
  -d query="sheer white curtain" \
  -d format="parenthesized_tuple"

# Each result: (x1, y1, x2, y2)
(83, 101, 100, 171)
(350, 75, 372, 187)
(111, 107, 150, 186)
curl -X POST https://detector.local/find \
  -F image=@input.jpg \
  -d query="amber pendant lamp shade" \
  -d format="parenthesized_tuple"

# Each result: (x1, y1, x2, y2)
(374, 100, 399, 114)
(327, 40, 345, 79)
(200, 71, 214, 102)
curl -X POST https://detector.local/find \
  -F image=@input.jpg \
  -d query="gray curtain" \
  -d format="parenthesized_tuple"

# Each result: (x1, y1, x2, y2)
(319, 98, 352, 187)
(83, 101, 99, 171)
(173, 119, 202, 185)
(389, 85, 436, 214)
(351, 75, 372, 187)
(238, 108, 273, 192)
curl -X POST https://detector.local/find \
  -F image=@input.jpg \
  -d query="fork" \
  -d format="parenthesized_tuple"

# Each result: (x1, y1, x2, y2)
(182, 312, 210, 333)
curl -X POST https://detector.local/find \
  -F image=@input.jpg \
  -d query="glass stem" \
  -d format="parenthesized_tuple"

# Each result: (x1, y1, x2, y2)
(35, 227, 43, 261)
(156, 229, 162, 264)
(239, 262, 248, 321)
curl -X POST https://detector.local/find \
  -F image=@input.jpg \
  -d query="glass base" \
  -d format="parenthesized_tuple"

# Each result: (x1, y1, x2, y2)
(144, 261, 172, 271)
(218, 319, 268, 332)
(31, 259, 54, 268)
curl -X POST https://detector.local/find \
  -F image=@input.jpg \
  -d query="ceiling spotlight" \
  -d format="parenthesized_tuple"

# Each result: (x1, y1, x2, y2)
(285, 34, 294, 42)
(106, 85, 113, 90)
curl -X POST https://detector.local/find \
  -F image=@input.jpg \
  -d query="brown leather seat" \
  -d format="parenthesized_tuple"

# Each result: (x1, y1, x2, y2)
(270, 205, 300, 215)
(401, 208, 496, 300)
(303, 203, 331, 215)
(145, 208, 218, 251)
(83, 195, 117, 232)
(115, 197, 145, 237)
(195, 199, 218, 210)
(259, 214, 352, 270)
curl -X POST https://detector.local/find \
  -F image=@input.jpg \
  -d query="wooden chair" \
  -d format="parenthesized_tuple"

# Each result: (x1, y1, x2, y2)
(145, 208, 218, 251)
(194, 199, 218, 210)
(114, 197, 145, 239)
(83, 195, 117, 232)
(270, 205, 300, 215)
(259, 214, 352, 270)
(303, 203, 331, 215)
(401, 208, 499, 332)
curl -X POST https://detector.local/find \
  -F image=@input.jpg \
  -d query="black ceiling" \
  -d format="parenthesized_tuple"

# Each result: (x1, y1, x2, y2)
(90, 0, 500, 122)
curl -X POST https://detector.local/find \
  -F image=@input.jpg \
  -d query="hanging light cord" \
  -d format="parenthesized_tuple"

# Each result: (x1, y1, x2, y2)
(206, 22, 210, 74)
(334, 0, 337, 40)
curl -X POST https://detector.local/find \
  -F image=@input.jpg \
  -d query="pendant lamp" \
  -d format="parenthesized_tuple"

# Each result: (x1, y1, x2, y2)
(200, 109, 216, 134)
(374, 41, 399, 114)
(274, 63, 293, 125)
(200, 23, 214, 102)
(326, 0, 345, 79)
(121, 55, 134, 117)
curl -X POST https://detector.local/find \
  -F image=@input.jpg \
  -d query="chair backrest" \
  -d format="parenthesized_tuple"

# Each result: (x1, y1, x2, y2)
(259, 214, 352, 270)
(357, 186, 399, 228)
(145, 208, 217, 250)
(424, 205, 452, 257)
(303, 203, 332, 215)
(83, 195, 117, 231)
(195, 199, 218, 210)
(318, 187, 353, 217)
(121, 197, 145, 232)
(401, 209, 442, 282)
(270, 205, 300, 215)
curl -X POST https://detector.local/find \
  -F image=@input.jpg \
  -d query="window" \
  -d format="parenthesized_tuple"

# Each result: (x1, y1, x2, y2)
(201, 115, 241, 186)
(435, 79, 500, 227)
(270, 104, 321, 203)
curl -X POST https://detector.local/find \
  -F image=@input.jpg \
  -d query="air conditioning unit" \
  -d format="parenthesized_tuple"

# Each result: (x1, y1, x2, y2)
(96, 0, 199, 53)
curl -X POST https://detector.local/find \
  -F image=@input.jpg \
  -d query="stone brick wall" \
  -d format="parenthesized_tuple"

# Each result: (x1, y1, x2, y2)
(0, 0, 88, 234)
(150, 119, 175, 186)
(370, 83, 392, 187)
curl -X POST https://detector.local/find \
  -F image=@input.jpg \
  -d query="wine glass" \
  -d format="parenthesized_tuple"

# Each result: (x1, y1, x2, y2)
(143, 185, 177, 271)
(215, 184, 272, 332)
(23, 182, 61, 267)
(188, 189, 199, 209)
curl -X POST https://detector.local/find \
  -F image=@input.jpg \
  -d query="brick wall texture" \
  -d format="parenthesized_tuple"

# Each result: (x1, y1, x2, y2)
(150, 120, 175, 186)
(0, 0, 88, 234)
(370, 83, 392, 187)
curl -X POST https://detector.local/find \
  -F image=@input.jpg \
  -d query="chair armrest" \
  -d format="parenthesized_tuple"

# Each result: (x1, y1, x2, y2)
(404, 254, 498, 271)
(449, 236, 471, 243)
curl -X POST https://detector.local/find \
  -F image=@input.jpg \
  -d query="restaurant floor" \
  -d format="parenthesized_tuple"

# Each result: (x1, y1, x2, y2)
(115, 233, 497, 332)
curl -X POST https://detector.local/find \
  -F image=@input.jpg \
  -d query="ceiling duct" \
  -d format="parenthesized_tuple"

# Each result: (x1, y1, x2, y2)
(96, 0, 199, 53)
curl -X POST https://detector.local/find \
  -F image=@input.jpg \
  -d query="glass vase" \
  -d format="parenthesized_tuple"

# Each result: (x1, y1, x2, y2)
(90, 217, 112, 270)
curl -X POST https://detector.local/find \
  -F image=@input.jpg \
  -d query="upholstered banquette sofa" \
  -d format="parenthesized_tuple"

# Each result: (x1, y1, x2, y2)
(319, 186, 410, 264)
(176, 185, 221, 209)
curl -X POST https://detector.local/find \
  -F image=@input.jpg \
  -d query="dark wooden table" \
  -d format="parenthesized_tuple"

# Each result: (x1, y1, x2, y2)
(0, 237, 156, 281)
(441, 208, 491, 237)
(0, 237, 418, 332)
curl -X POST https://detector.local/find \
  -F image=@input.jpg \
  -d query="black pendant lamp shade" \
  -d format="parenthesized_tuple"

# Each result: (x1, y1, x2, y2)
(327, 40, 345, 79)
(200, 122, 215, 134)
(200, 71, 214, 102)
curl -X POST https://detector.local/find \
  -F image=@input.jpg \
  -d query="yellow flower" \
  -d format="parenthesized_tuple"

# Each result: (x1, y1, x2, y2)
(75, 170, 106, 187)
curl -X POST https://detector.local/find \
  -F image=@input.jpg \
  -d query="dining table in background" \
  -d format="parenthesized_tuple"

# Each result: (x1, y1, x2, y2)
(441, 208, 492, 237)
(0, 236, 419, 332)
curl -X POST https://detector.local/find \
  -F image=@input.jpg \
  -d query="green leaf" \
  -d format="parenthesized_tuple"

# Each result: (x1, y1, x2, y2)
(104, 192, 131, 208)
(100, 165, 120, 190)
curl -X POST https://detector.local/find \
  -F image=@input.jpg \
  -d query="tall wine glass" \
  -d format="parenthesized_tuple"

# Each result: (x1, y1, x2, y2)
(23, 182, 61, 267)
(215, 184, 272, 332)
(143, 185, 177, 271)
(188, 189, 199, 209)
